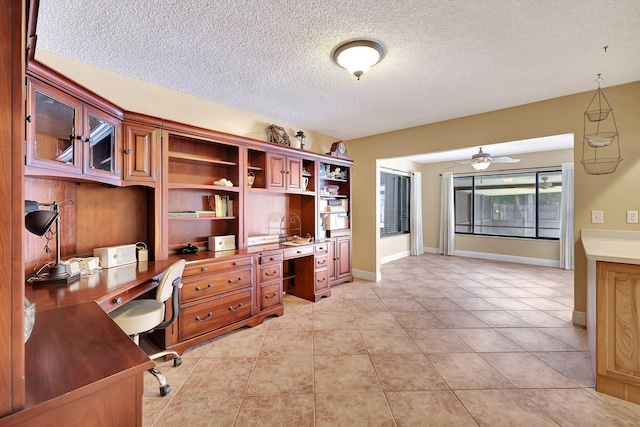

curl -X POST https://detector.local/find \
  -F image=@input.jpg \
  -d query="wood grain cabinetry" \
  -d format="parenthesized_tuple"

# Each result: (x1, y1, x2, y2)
(326, 236, 353, 286)
(596, 261, 640, 404)
(123, 122, 159, 186)
(25, 78, 122, 186)
(257, 251, 283, 312)
(267, 152, 303, 191)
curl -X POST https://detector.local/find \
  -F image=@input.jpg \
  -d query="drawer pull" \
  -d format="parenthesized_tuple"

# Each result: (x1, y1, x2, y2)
(297, 250, 301, 254)
(265, 270, 277, 276)
(195, 283, 213, 292)
(318, 260, 326, 265)
(228, 303, 244, 312)
(113, 297, 123, 305)
(265, 293, 278, 299)
(269, 257, 274, 261)
(202, 267, 208, 273)
(195, 312, 213, 322)
(233, 262, 239, 266)
(228, 277, 243, 284)
(317, 277, 326, 282)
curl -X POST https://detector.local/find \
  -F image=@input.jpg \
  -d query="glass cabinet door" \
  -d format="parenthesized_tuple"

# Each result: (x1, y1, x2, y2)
(26, 80, 82, 173)
(88, 111, 116, 173)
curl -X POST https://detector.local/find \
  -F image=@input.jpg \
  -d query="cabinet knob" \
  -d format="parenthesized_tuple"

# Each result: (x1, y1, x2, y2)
(26, 115, 32, 123)
(113, 297, 123, 305)
(124, 148, 132, 154)
(233, 262, 239, 266)
(202, 267, 208, 272)
(76, 134, 89, 142)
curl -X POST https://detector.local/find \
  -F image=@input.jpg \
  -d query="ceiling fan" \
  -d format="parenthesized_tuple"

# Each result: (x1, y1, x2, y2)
(456, 147, 521, 171)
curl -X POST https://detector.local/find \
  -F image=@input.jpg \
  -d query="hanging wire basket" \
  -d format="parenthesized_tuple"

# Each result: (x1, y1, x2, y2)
(584, 131, 617, 147)
(581, 158, 622, 175)
(585, 109, 611, 122)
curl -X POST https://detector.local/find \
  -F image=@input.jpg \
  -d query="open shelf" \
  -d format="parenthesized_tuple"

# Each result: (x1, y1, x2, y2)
(168, 151, 238, 166)
(168, 182, 240, 192)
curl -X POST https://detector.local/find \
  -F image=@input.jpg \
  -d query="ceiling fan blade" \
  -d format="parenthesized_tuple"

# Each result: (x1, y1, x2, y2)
(455, 160, 472, 164)
(491, 156, 521, 163)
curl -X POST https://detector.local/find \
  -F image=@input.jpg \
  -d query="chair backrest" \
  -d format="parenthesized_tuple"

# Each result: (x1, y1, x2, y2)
(156, 259, 186, 303)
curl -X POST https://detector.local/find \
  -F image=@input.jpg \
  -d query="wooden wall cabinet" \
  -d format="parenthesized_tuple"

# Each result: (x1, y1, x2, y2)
(267, 152, 303, 191)
(257, 251, 283, 312)
(26, 79, 121, 186)
(123, 122, 159, 186)
(596, 261, 640, 404)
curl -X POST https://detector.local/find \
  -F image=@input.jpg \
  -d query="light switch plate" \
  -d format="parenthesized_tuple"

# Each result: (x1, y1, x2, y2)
(592, 210, 604, 224)
(627, 210, 639, 224)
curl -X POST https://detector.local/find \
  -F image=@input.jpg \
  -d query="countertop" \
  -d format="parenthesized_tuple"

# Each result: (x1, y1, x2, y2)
(581, 229, 640, 265)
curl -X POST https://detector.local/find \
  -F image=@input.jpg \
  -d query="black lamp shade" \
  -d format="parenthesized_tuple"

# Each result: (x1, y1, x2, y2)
(25, 210, 58, 236)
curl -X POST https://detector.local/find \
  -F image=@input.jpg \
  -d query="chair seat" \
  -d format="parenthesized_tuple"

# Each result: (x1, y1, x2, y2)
(109, 299, 165, 336)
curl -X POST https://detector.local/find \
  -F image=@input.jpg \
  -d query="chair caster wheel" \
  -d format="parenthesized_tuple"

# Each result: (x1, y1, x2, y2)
(174, 357, 182, 367)
(160, 384, 171, 396)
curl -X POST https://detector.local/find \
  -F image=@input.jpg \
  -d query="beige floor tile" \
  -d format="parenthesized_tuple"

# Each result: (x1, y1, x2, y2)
(523, 388, 640, 426)
(371, 284, 414, 299)
(451, 328, 524, 352)
(496, 328, 576, 352)
(448, 297, 501, 311)
(353, 310, 403, 329)
(467, 287, 508, 298)
(431, 310, 489, 328)
(480, 352, 578, 388)
(401, 286, 445, 298)
(516, 297, 571, 311)
(483, 297, 538, 310)
(313, 309, 357, 330)
(506, 310, 571, 328)
(259, 328, 313, 357)
(360, 328, 422, 354)
(540, 326, 589, 350)
(428, 353, 512, 389)
(455, 389, 559, 426)
(246, 355, 313, 395)
(342, 284, 380, 299)
(266, 308, 313, 330)
(468, 310, 531, 327)
(493, 287, 540, 297)
(434, 287, 477, 298)
(152, 394, 243, 427)
(386, 390, 477, 427)
(408, 328, 474, 353)
(315, 392, 395, 426)
(314, 354, 381, 393)
(236, 394, 314, 427)
(392, 311, 447, 329)
(532, 351, 595, 387)
(314, 329, 367, 355)
(348, 297, 389, 313)
(204, 325, 267, 358)
(415, 297, 464, 311)
(179, 357, 255, 396)
(544, 310, 574, 323)
(380, 297, 427, 312)
(312, 295, 351, 313)
(370, 353, 448, 391)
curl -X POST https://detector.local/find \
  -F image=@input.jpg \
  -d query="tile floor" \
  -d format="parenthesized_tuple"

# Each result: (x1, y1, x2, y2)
(142, 254, 640, 426)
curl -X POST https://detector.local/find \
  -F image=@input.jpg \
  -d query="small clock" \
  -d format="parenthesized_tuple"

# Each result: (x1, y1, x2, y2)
(327, 141, 350, 159)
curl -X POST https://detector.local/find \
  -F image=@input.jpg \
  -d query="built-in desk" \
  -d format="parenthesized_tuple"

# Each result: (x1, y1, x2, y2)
(1, 302, 154, 426)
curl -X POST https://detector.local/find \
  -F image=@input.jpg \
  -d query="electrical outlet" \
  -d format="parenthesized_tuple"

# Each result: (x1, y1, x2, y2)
(627, 210, 639, 224)
(592, 210, 604, 224)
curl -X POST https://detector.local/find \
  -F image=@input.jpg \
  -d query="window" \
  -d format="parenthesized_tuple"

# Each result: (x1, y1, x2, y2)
(380, 172, 410, 236)
(454, 170, 562, 239)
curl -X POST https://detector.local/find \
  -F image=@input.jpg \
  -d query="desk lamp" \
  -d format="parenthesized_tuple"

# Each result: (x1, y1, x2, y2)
(25, 199, 79, 284)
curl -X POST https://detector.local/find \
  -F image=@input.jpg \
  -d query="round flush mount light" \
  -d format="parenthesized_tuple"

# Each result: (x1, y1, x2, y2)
(333, 40, 385, 80)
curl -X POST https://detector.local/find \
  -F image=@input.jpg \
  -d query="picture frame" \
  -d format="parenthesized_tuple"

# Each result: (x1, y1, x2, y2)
(267, 124, 290, 146)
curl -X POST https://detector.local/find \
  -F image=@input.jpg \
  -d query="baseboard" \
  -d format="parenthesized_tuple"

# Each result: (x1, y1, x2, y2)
(572, 311, 586, 327)
(380, 251, 410, 265)
(453, 250, 560, 268)
(353, 269, 380, 282)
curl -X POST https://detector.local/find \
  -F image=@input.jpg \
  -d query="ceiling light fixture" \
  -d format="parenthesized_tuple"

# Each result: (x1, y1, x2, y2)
(333, 40, 385, 80)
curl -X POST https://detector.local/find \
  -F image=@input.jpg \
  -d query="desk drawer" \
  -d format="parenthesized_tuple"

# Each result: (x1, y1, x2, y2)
(181, 268, 252, 303)
(183, 256, 253, 278)
(260, 264, 282, 283)
(260, 282, 282, 311)
(179, 289, 252, 341)
(315, 254, 329, 270)
(283, 245, 314, 259)
(315, 243, 328, 253)
(259, 252, 283, 265)
(315, 268, 329, 292)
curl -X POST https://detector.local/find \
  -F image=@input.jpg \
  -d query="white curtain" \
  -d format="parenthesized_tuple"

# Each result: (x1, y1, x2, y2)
(439, 171, 455, 256)
(410, 171, 424, 256)
(560, 162, 574, 270)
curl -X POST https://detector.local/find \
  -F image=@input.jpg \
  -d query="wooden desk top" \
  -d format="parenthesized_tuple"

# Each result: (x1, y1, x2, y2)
(25, 260, 177, 313)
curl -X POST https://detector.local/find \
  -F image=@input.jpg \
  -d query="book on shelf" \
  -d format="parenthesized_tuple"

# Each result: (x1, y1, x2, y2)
(195, 210, 217, 218)
(168, 211, 198, 218)
(207, 195, 234, 217)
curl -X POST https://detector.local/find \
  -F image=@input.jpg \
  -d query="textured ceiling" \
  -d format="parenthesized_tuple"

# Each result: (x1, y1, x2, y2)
(36, 0, 640, 141)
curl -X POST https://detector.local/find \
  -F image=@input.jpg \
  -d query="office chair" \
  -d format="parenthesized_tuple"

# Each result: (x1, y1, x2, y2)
(109, 259, 186, 396)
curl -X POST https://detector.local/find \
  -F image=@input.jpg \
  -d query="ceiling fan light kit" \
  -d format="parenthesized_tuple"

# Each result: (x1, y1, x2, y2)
(333, 40, 385, 80)
(456, 147, 521, 171)
(581, 73, 623, 175)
